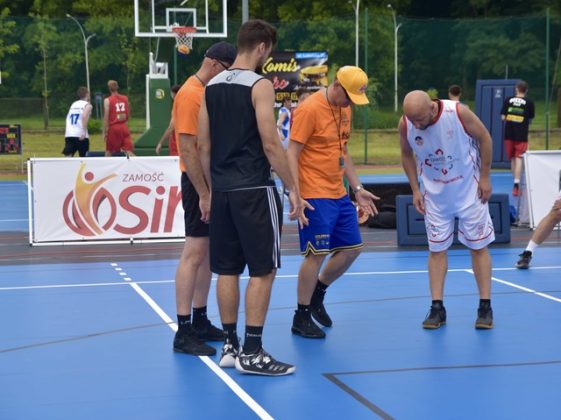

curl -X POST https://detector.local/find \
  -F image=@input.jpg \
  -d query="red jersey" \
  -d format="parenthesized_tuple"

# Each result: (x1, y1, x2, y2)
(107, 93, 129, 125)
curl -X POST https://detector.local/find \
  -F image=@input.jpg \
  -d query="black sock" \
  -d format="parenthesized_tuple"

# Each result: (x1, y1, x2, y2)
(192, 306, 208, 327)
(432, 300, 443, 307)
(479, 299, 491, 308)
(514, 182, 520, 188)
(177, 314, 191, 334)
(243, 325, 263, 355)
(297, 303, 311, 316)
(222, 323, 239, 348)
(311, 280, 328, 305)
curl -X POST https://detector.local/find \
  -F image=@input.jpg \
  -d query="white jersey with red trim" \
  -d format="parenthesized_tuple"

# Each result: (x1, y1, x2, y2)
(405, 99, 481, 214)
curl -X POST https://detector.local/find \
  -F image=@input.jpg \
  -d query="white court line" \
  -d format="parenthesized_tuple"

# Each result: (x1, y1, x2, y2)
(112, 262, 274, 420)
(0, 219, 28, 222)
(2, 265, 561, 292)
(465, 269, 561, 304)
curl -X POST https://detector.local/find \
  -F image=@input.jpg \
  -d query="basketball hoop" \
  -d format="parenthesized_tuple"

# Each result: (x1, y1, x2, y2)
(172, 26, 196, 55)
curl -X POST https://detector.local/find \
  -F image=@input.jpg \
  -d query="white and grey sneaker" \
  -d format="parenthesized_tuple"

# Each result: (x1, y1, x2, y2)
(235, 348, 295, 376)
(218, 340, 239, 368)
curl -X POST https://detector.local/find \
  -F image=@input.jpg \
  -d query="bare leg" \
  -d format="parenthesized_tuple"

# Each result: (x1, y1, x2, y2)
(297, 254, 327, 305)
(428, 250, 448, 300)
(217, 274, 240, 324)
(318, 248, 361, 286)
(175, 237, 210, 316)
(192, 243, 212, 308)
(245, 271, 276, 326)
(530, 208, 561, 245)
(511, 157, 523, 181)
(470, 247, 491, 299)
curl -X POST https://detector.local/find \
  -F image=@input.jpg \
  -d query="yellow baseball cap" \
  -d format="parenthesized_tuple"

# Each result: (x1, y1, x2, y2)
(336, 66, 369, 105)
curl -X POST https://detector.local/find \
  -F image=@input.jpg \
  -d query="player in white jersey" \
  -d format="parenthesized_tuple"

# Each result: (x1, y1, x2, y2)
(63, 86, 92, 157)
(399, 90, 495, 329)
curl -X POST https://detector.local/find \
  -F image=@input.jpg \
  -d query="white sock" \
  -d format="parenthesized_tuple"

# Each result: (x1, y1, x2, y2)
(514, 179, 520, 184)
(526, 240, 538, 253)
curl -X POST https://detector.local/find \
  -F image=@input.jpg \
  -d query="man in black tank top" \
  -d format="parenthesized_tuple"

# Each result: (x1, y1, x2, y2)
(197, 19, 310, 376)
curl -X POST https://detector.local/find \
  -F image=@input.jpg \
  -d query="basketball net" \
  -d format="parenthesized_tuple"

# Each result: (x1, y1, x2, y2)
(172, 26, 196, 55)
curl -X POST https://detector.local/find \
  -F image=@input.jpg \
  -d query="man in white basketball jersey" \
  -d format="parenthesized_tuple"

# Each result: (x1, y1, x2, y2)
(63, 86, 92, 157)
(399, 90, 495, 329)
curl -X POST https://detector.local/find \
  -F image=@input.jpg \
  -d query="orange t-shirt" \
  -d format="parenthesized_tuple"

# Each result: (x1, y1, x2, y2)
(172, 75, 204, 172)
(290, 89, 352, 199)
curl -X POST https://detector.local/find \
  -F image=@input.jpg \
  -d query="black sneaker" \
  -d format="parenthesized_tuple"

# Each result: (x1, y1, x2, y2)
(310, 300, 333, 327)
(475, 305, 494, 329)
(291, 310, 326, 338)
(173, 325, 217, 356)
(422, 303, 447, 329)
(193, 319, 225, 342)
(235, 348, 296, 376)
(515, 251, 532, 269)
(218, 339, 239, 368)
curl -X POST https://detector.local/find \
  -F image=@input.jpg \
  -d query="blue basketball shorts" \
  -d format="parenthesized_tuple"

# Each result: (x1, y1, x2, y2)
(298, 195, 363, 256)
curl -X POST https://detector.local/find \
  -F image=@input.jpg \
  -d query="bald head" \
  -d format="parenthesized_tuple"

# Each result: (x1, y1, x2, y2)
(403, 90, 437, 130)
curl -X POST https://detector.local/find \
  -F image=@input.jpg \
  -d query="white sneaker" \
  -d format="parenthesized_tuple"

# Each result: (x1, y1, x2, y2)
(218, 341, 238, 368)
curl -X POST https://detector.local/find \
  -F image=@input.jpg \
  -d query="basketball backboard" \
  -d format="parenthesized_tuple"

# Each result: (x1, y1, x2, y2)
(134, 0, 227, 38)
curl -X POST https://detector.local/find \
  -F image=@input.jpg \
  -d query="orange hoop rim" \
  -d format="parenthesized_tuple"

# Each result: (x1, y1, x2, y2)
(171, 26, 197, 34)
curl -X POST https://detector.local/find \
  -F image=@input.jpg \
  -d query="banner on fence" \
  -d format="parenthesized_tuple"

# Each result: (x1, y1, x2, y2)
(524, 151, 561, 229)
(261, 51, 328, 105)
(29, 157, 184, 244)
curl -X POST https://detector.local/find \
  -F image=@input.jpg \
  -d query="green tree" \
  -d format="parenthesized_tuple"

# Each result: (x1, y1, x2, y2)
(23, 15, 59, 128)
(0, 8, 20, 83)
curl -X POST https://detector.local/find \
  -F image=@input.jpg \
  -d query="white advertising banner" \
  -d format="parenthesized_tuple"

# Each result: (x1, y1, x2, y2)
(524, 151, 561, 229)
(29, 157, 184, 244)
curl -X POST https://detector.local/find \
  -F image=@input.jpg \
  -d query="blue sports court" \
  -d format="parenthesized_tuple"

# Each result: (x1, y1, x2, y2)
(1, 174, 560, 419)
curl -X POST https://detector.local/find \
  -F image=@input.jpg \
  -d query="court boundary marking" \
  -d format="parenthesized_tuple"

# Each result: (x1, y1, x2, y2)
(2, 265, 561, 293)
(324, 358, 561, 419)
(108, 263, 274, 420)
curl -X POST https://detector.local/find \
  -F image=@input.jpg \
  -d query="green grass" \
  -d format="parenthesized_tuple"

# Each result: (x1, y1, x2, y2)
(2, 117, 560, 181)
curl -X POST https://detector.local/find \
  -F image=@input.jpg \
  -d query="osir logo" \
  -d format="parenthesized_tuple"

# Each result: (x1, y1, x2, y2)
(62, 163, 182, 237)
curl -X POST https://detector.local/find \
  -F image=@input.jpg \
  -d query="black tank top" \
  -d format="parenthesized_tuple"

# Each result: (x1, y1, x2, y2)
(205, 69, 275, 191)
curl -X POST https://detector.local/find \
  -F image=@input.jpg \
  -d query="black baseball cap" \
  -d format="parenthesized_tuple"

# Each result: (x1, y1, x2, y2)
(205, 41, 237, 66)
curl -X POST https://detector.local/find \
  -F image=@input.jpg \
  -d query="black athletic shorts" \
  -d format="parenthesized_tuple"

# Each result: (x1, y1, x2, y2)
(210, 186, 282, 277)
(181, 172, 209, 237)
(62, 137, 89, 157)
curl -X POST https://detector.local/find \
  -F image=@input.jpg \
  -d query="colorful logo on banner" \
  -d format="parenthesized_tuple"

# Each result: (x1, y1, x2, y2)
(62, 163, 181, 237)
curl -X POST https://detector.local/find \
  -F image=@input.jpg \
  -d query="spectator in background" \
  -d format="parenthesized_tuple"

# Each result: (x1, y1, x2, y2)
(63, 86, 92, 157)
(155, 84, 181, 156)
(501, 80, 534, 197)
(448, 84, 460, 101)
(277, 96, 292, 150)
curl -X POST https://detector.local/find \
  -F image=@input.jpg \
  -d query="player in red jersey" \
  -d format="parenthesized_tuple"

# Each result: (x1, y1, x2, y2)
(103, 80, 134, 157)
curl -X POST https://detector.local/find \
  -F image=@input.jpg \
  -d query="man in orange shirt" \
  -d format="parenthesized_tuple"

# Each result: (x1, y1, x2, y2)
(103, 80, 134, 157)
(171, 41, 236, 356)
(287, 66, 379, 338)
